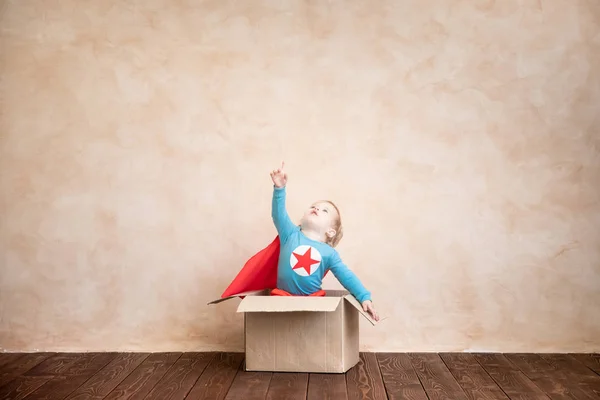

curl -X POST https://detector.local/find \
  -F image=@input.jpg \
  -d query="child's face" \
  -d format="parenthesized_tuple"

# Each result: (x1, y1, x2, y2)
(300, 201, 339, 238)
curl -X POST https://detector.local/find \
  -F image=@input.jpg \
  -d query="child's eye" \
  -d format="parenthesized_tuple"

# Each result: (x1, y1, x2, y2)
(323, 209, 329, 213)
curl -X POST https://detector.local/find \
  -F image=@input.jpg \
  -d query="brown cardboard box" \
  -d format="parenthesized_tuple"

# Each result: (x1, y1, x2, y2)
(209, 289, 377, 373)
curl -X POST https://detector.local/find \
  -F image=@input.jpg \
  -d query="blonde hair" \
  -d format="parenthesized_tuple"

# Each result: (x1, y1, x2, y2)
(323, 200, 343, 247)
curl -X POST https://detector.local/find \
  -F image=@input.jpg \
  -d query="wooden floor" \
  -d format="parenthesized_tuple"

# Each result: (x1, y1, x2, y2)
(0, 352, 598, 399)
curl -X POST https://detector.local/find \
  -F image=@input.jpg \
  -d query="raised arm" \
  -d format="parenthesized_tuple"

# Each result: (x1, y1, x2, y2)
(270, 162, 297, 241)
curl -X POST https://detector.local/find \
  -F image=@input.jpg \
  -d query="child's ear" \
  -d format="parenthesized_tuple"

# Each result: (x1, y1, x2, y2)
(326, 228, 336, 239)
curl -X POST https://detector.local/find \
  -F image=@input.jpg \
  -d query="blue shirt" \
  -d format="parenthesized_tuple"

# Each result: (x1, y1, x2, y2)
(272, 186, 372, 303)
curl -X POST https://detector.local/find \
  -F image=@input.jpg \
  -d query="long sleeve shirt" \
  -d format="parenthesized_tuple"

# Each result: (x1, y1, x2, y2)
(272, 186, 372, 303)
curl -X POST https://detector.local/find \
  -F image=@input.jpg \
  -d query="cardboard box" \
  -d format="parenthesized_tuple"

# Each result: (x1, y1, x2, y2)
(209, 289, 377, 373)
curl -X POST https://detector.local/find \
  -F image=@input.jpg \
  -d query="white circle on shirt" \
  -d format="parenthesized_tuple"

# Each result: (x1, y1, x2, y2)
(290, 245, 322, 276)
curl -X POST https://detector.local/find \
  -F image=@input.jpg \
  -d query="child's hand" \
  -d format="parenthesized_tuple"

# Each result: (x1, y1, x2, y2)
(362, 300, 379, 321)
(270, 161, 287, 188)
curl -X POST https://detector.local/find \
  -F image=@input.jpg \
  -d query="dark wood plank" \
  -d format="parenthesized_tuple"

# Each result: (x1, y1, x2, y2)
(505, 353, 596, 400)
(64, 353, 149, 399)
(539, 354, 600, 382)
(407, 353, 469, 400)
(0, 354, 25, 369)
(24, 353, 84, 376)
(376, 353, 428, 400)
(539, 354, 600, 395)
(572, 354, 600, 376)
(0, 353, 53, 387)
(144, 352, 213, 400)
(266, 372, 308, 400)
(346, 352, 387, 400)
(307, 373, 347, 400)
(224, 366, 272, 400)
(474, 353, 549, 400)
(6, 352, 597, 400)
(573, 354, 600, 397)
(104, 352, 181, 400)
(23, 353, 116, 400)
(187, 352, 245, 400)
(0, 353, 82, 400)
(0, 376, 51, 400)
(440, 353, 509, 400)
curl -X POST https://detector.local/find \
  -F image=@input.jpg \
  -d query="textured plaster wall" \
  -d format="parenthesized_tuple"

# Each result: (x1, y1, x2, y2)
(1, 0, 599, 352)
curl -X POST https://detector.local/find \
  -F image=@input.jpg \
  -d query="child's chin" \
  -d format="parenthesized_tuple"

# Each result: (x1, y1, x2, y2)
(301, 220, 315, 228)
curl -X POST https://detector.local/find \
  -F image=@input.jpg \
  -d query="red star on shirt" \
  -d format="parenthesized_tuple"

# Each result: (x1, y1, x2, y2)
(292, 247, 320, 275)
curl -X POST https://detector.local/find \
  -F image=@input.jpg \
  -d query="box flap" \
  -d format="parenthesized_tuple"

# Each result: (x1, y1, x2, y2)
(237, 296, 342, 313)
(207, 290, 268, 305)
(343, 295, 378, 325)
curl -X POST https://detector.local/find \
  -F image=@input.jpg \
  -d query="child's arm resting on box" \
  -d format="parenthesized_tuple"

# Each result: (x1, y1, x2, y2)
(328, 252, 379, 321)
(328, 252, 371, 303)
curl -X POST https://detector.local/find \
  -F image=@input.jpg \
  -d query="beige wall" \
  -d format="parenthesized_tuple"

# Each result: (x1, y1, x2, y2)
(1, 0, 599, 353)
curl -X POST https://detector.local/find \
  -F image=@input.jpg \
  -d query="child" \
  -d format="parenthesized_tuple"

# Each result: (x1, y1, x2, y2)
(269, 162, 379, 321)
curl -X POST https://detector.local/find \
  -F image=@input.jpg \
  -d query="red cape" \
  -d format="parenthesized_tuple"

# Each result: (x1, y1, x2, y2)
(221, 235, 330, 298)
(221, 236, 281, 298)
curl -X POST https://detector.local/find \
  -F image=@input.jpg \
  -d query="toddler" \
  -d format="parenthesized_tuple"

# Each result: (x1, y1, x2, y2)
(269, 162, 379, 321)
